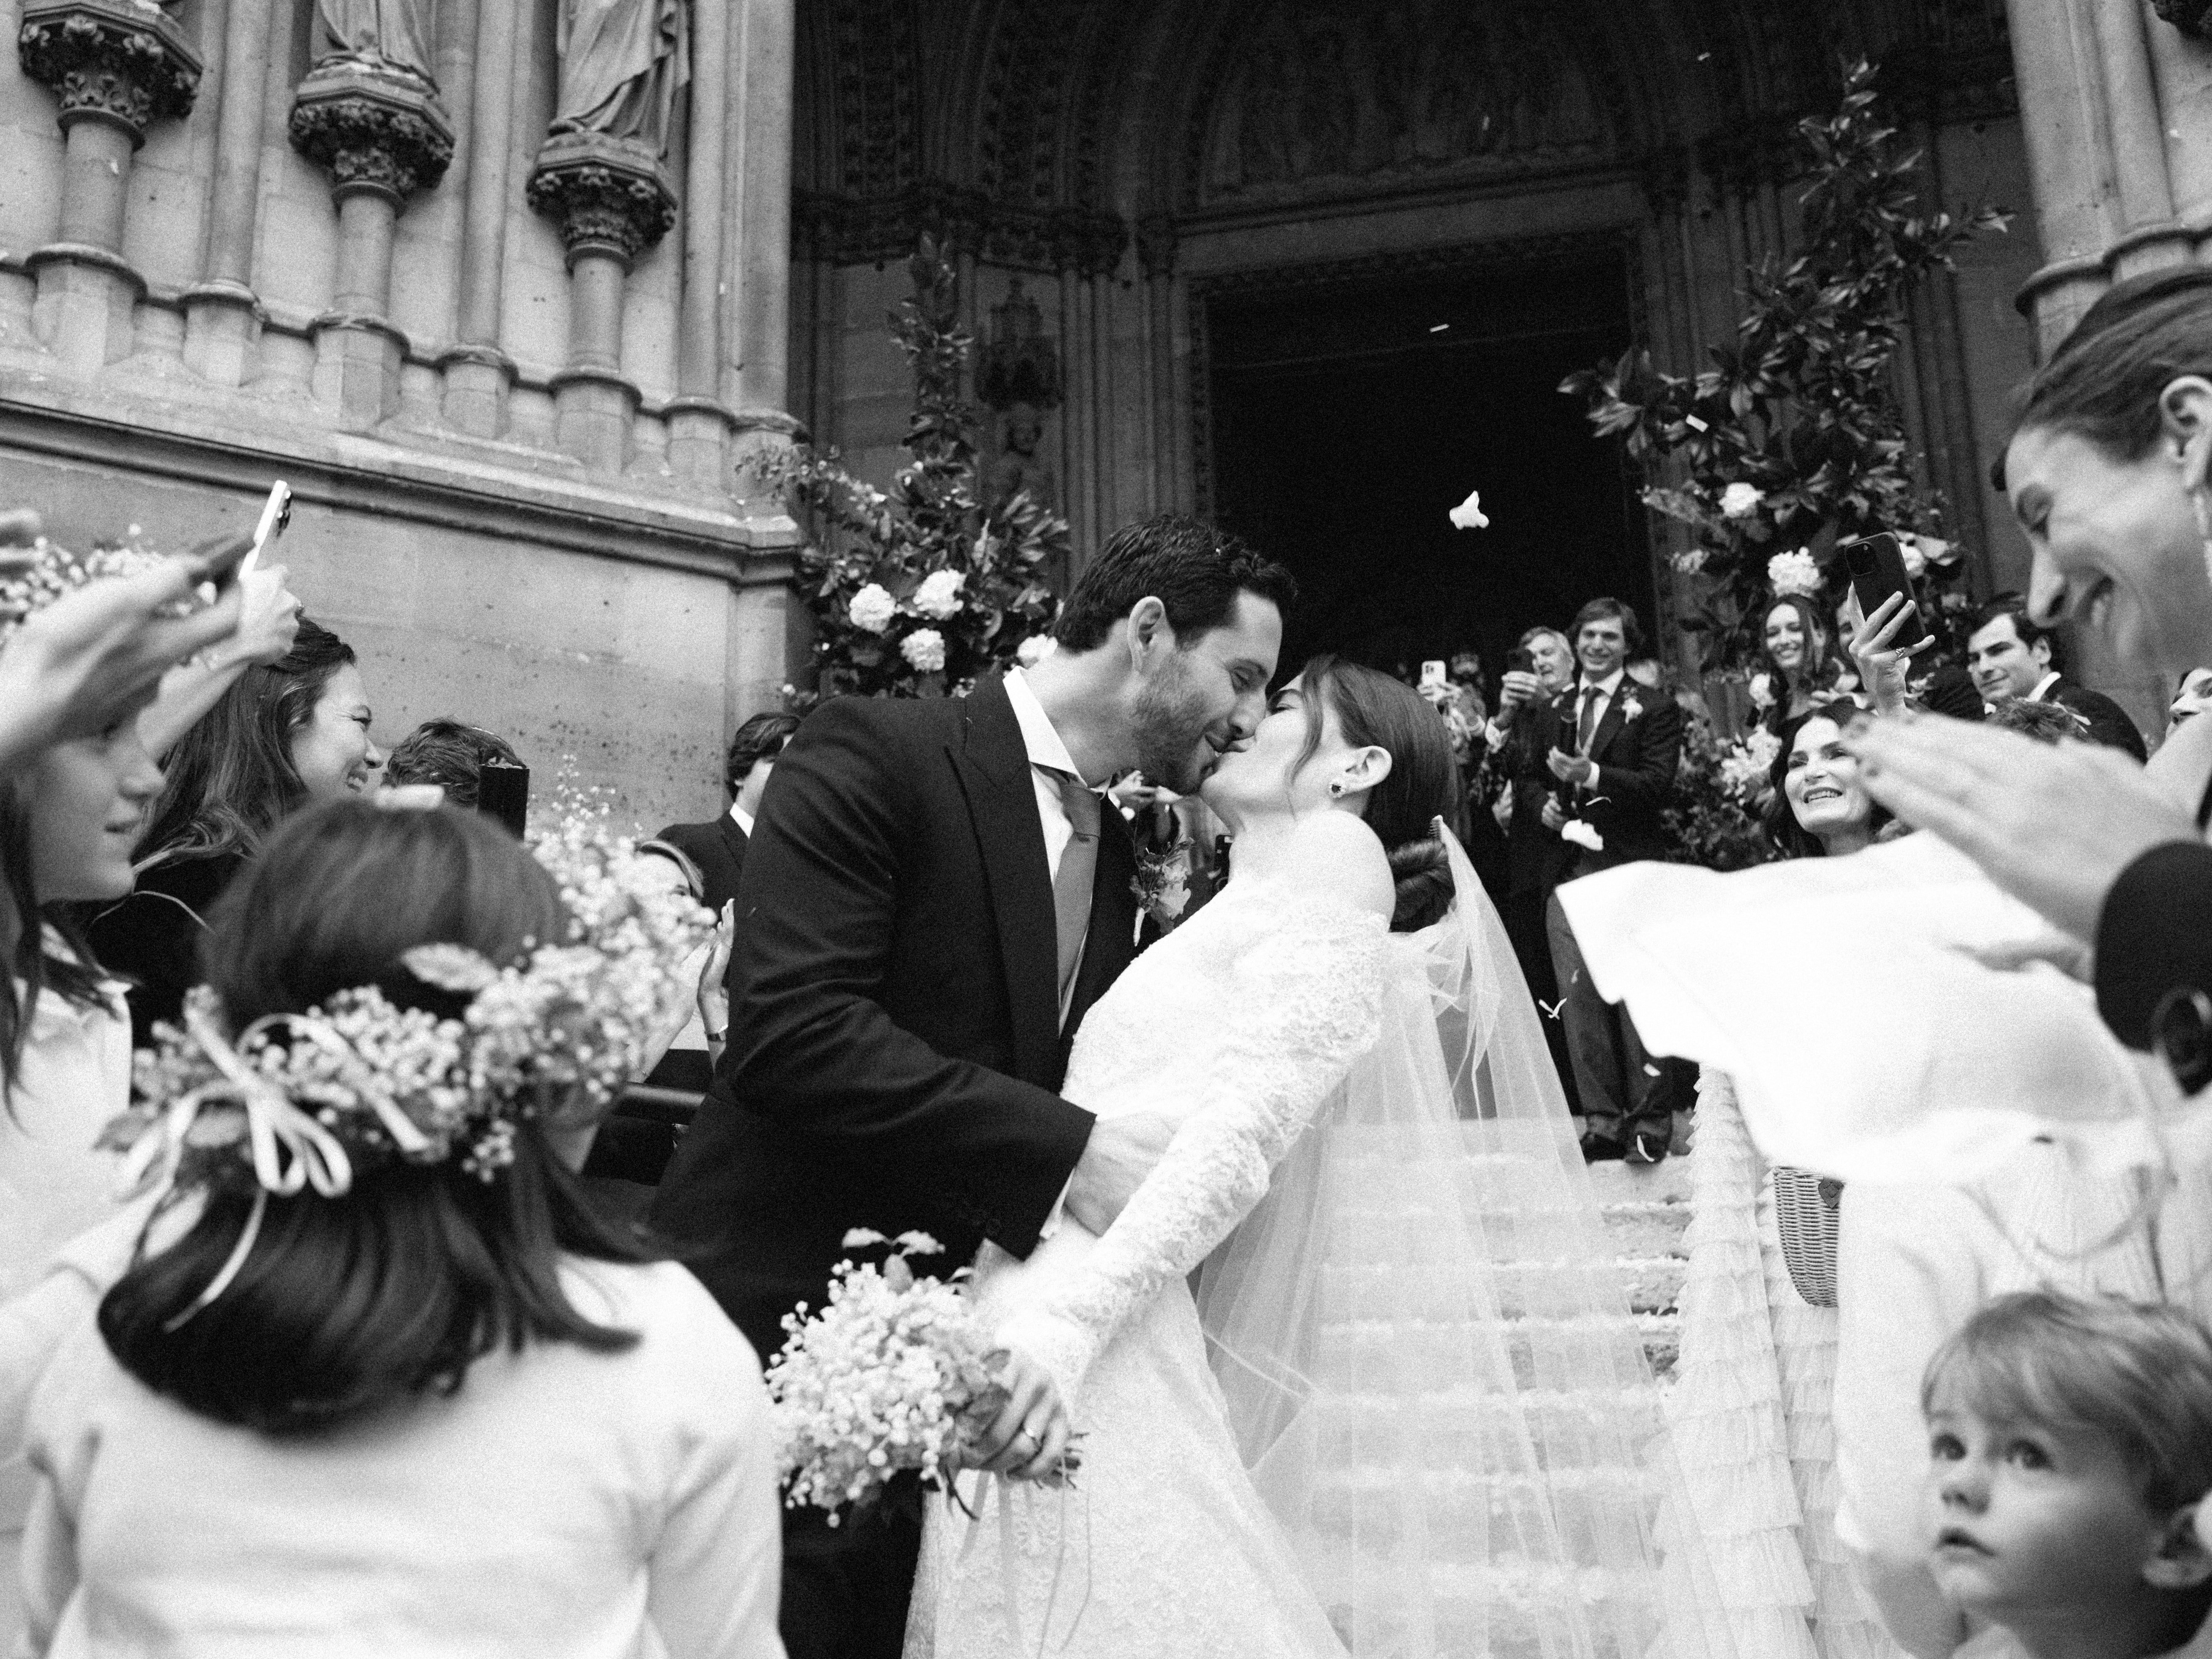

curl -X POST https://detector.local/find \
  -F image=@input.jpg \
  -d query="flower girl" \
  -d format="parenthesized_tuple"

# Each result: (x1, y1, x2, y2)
(16, 798, 784, 1658)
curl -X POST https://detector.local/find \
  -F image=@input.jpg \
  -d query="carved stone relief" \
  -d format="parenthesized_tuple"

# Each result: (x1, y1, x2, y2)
(1198, 0, 1610, 204)
(17, 0, 201, 143)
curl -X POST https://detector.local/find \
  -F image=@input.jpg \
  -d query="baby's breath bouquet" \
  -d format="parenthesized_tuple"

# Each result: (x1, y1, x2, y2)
(767, 1229, 1008, 1525)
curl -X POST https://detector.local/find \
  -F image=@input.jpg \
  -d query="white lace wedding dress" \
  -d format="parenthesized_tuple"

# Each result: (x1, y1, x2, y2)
(906, 850, 1737, 1659)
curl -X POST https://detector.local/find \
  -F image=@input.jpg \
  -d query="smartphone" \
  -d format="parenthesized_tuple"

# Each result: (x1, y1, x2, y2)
(1842, 533, 1930, 651)
(241, 481, 292, 579)
(182, 532, 255, 596)
(1419, 659, 1448, 690)
(475, 759, 529, 839)
(1506, 646, 1535, 674)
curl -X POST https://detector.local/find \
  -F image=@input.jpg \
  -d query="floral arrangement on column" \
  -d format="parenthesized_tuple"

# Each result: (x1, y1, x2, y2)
(753, 238, 1068, 702)
(1561, 60, 2008, 673)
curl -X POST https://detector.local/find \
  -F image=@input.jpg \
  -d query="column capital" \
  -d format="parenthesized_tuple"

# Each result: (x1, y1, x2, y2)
(17, 0, 200, 146)
(527, 132, 678, 271)
(288, 61, 455, 205)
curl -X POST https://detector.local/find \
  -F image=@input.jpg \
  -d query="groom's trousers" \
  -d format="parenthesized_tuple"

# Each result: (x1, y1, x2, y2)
(779, 1477, 922, 1659)
(1545, 888, 1670, 1145)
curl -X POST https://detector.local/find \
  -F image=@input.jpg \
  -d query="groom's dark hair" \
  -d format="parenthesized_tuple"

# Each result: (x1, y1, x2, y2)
(1053, 515, 1297, 653)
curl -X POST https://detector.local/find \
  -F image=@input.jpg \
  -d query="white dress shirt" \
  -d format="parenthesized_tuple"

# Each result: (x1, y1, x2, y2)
(727, 802, 755, 838)
(2026, 669, 2062, 703)
(1005, 668, 1090, 881)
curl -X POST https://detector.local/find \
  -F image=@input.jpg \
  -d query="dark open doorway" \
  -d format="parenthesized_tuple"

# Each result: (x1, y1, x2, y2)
(1203, 243, 1651, 684)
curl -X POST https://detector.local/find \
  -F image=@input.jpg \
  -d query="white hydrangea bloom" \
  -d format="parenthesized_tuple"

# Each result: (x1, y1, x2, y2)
(848, 582, 897, 634)
(1767, 548, 1823, 598)
(912, 569, 966, 620)
(901, 628, 947, 673)
(1719, 482, 1765, 520)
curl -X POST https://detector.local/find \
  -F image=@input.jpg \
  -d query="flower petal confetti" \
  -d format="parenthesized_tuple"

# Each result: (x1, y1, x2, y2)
(1448, 488, 1491, 531)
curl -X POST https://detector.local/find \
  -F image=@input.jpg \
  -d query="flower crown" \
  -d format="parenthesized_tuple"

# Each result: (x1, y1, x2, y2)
(101, 806, 714, 1202)
(0, 529, 209, 643)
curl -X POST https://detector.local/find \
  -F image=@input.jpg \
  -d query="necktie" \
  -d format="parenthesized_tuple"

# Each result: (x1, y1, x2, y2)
(1046, 768, 1100, 1026)
(1576, 685, 1603, 754)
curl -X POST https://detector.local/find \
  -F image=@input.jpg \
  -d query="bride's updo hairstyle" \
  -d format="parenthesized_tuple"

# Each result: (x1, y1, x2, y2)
(1292, 655, 1459, 931)
(100, 799, 648, 1436)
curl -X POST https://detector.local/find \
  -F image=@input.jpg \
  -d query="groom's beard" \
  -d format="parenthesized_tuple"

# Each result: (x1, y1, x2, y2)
(1131, 654, 1220, 795)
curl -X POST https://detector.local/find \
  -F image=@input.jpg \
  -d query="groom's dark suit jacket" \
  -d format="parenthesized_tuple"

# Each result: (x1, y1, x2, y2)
(649, 675, 1141, 1360)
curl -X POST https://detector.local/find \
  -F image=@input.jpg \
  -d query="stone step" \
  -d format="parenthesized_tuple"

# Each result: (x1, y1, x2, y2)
(1585, 1159, 1693, 1379)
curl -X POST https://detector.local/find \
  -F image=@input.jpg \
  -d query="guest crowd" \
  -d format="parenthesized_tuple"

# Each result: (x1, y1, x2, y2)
(0, 262, 2208, 1659)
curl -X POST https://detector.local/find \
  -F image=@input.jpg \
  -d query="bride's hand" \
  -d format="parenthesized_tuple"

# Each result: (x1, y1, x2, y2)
(960, 1348, 1073, 1483)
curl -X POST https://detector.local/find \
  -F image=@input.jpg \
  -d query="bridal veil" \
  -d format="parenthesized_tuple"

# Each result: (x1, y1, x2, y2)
(1195, 826, 1738, 1659)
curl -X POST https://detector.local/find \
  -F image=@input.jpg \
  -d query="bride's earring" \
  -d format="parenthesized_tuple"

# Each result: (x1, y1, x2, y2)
(1328, 780, 1347, 799)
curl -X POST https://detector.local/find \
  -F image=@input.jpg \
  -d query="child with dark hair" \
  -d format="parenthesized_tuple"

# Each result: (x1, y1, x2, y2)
(19, 799, 781, 1657)
(382, 716, 522, 810)
(1922, 1291, 2212, 1659)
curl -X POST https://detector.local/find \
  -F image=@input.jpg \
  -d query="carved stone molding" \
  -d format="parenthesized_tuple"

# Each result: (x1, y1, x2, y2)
(526, 132, 678, 269)
(794, 183, 1128, 277)
(2152, 0, 2211, 35)
(289, 62, 454, 204)
(17, 0, 199, 145)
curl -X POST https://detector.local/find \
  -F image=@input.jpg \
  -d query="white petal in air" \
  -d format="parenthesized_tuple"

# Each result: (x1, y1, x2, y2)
(1448, 489, 1490, 531)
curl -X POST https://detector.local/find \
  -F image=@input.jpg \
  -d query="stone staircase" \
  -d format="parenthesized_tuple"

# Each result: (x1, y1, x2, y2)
(1586, 1157, 1694, 1380)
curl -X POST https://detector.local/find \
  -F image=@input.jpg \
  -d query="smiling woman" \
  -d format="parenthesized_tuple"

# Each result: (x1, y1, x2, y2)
(87, 617, 381, 1046)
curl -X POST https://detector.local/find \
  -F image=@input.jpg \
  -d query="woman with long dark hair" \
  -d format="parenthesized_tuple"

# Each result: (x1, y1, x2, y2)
(19, 799, 781, 1656)
(87, 617, 383, 1043)
(1755, 594, 1852, 739)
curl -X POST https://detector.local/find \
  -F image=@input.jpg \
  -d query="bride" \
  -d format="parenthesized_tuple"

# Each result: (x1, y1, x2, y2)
(906, 655, 1734, 1659)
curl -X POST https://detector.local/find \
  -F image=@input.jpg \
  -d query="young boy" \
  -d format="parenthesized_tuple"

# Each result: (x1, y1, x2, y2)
(1922, 1291, 2212, 1659)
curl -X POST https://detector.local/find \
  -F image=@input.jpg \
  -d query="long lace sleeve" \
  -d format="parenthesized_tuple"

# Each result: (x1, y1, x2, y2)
(993, 898, 1389, 1408)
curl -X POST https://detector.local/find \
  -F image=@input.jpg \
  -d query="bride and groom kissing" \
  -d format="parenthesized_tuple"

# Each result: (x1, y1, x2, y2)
(650, 516, 1716, 1659)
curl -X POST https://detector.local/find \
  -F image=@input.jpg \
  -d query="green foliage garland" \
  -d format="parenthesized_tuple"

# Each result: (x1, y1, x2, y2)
(751, 238, 1068, 701)
(1561, 60, 2008, 672)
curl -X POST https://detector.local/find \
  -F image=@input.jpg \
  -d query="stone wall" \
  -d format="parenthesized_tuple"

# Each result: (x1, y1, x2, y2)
(0, 0, 802, 830)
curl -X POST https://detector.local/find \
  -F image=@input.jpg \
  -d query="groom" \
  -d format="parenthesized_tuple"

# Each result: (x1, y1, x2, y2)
(650, 514, 1295, 1659)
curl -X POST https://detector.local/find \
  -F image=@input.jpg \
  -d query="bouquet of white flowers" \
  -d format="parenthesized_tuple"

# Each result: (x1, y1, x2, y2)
(1715, 726, 1783, 803)
(768, 1229, 1071, 1525)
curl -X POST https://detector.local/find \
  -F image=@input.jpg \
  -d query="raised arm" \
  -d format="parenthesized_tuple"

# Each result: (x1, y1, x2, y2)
(994, 881, 1389, 1407)
(725, 698, 1092, 1258)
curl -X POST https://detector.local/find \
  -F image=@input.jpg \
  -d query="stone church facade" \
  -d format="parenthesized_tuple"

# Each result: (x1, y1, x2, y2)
(0, 0, 2207, 821)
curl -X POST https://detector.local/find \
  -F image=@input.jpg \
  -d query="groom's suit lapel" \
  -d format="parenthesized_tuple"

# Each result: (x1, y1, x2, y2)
(947, 677, 1061, 1087)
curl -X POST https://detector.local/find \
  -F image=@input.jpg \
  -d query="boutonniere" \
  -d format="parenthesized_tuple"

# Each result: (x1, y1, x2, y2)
(1130, 838, 1193, 943)
(1619, 695, 1645, 723)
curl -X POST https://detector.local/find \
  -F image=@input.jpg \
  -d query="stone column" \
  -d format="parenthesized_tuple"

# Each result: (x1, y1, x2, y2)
(17, 0, 201, 376)
(1136, 213, 1177, 519)
(665, 0, 734, 491)
(289, 63, 454, 429)
(184, 0, 274, 384)
(2008, 0, 2210, 350)
(527, 133, 676, 472)
(723, 0, 800, 525)
(442, 0, 524, 436)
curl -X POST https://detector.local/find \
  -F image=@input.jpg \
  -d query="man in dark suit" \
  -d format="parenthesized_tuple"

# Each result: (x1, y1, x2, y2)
(1522, 597, 1685, 1164)
(1966, 594, 2146, 760)
(654, 711, 799, 916)
(649, 516, 1295, 1659)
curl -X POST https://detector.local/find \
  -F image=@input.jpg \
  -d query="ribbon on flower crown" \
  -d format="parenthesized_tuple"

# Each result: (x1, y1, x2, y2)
(124, 1001, 439, 1332)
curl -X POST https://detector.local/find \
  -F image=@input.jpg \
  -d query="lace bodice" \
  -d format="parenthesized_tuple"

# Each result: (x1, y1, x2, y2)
(987, 877, 1388, 1407)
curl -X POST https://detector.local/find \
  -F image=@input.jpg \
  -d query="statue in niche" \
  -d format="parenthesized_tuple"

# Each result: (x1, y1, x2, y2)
(978, 279, 1063, 414)
(314, 0, 437, 85)
(1236, 42, 1298, 188)
(985, 405, 1058, 517)
(550, 0, 692, 159)
(1297, 28, 1356, 177)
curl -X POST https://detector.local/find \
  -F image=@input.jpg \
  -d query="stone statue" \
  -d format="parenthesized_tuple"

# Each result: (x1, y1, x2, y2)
(314, 0, 436, 85)
(550, 0, 691, 159)
(985, 404, 1058, 516)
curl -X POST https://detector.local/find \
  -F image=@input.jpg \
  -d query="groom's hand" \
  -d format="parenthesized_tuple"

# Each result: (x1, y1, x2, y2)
(1064, 1111, 1175, 1236)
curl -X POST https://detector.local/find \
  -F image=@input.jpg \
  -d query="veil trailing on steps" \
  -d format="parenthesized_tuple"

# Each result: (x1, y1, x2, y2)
(1194, 825, 1739, 1659)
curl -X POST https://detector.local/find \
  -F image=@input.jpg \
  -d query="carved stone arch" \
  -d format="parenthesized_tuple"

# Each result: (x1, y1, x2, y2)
(1145, 0, 1674, 215)
(817, 0, 926, 201)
